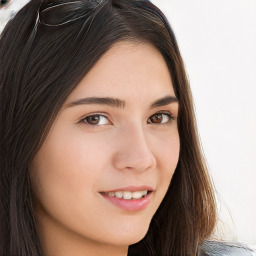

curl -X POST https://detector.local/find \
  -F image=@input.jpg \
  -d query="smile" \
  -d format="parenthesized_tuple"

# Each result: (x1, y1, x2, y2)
(100, 191, 154, 211)
(102, 190, 148, 200)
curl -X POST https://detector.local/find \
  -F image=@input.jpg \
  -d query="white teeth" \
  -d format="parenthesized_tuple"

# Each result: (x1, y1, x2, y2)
(141, 190, 147, 196)
(106, 190, 149, 200)
(123, 191, 132, 199)
(132, 191, 144, 199)
(108, 192, 115, 197)
(115, 191, 123, 198)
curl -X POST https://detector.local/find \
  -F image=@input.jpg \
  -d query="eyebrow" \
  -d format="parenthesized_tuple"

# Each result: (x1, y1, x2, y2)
(65, 95, 178, 109)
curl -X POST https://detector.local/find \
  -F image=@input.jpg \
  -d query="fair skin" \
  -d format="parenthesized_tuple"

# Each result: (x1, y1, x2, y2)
(30, 41, 180, 256)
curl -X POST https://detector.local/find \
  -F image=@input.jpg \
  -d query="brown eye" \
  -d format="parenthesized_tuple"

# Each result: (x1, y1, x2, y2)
(149, 114, 163, 124)
(148, 113, 174, 124)
(82, 115, 109, 125)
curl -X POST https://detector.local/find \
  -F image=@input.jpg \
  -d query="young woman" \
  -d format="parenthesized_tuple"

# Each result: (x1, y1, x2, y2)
(1, 0, 251, 255)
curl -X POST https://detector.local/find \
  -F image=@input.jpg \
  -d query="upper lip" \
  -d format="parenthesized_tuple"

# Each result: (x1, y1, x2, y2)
(101, 185, 155, 193)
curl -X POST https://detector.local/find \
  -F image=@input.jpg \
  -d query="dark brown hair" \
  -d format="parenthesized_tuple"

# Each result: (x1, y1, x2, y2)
(0, 0, 216, 255)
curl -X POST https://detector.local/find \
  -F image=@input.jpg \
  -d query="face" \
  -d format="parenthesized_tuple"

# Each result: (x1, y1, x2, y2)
(30, 41, 180, 255)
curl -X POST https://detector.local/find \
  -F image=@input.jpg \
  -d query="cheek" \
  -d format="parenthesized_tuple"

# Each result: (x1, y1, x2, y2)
(30, 126, 109, 216)
(154, 129, 180, 192)
(155, 127, 180, 166)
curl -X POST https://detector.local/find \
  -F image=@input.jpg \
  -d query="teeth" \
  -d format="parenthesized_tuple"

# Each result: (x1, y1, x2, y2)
(115, 191, 123, 198)
(108, 192, 115, 197)
(132, 191, 145, 199)
(123, 191, 132, 199)
(105, 190, 148, 200)
(141, 190, 147, 196)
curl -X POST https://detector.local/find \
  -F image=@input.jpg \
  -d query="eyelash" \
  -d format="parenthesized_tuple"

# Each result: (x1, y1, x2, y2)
(79, 111, 175, 127)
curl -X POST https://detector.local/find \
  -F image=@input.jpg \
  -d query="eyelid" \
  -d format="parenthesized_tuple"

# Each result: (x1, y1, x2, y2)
(147, 111, 176, 125)
(79, 112, 112, 126)
(154, 110, 175, 118)
(78, 110, 176, 127)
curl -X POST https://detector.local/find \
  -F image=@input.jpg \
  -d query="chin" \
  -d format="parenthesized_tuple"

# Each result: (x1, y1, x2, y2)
(109, 235, 146, 247)
(104, 224, 149, 247)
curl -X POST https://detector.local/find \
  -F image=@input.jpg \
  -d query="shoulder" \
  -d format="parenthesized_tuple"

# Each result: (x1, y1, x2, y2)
(198, 240, 255, 256)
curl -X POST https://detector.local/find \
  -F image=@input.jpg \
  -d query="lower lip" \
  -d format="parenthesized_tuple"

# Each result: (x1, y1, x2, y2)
(100, 191, 153, 211)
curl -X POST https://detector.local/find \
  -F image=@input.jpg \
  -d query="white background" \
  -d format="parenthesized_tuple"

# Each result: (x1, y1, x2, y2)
(151, 0, 256, 245)
(1, 0, 256, 246)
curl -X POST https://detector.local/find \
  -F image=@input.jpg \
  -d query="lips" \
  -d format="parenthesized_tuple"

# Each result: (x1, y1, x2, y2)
(99, 185, 155, 211)
(101, 185, 155, 193)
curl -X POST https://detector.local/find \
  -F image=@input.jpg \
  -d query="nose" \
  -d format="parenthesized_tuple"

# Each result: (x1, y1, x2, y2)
(112, 127, 157, 172)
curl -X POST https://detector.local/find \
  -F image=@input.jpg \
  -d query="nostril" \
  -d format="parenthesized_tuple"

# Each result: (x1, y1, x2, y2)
(113, 149, 156, 172)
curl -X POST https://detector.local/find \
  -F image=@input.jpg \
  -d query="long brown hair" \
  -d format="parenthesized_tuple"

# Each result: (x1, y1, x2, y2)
(0, 0, 216, 255)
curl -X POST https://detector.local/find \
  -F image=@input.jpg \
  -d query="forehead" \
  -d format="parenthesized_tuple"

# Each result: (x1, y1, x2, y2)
(66, 41, 175, 103)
